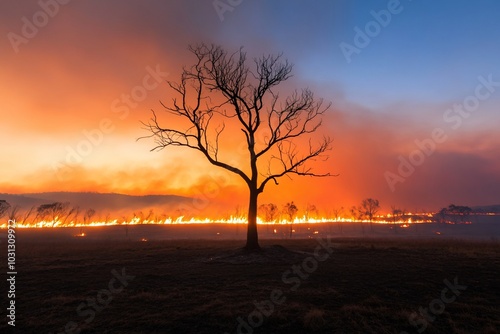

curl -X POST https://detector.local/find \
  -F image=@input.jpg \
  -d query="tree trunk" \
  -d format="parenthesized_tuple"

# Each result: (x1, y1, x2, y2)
(245, 188, 260, 251)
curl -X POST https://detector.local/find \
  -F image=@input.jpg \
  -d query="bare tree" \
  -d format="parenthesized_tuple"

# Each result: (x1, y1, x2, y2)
(7, 205, 20, 222)
(80, 208, 95, 234)
(283, 202, 298, 238)
(83, 208, 96, 224)
(304, 203, 318, 220)
(332, 206, 344, 233)
(258, 203, 278, 222)
(62, 205, 80, 226)
(390, 205, 404, 234)
(142, 44, 332, 250)
(21, 206, 34, 225)
(36, 202, 70, 226)
(360, 198, 380, 233)
(350, 205, 365, 235)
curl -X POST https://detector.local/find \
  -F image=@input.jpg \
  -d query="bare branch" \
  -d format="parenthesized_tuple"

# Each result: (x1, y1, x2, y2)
(258, 136, 334, 193)
(140, 43, 334, 220)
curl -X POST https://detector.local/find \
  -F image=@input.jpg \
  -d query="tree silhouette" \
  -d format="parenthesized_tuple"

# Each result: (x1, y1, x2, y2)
(332, 206, 344, 233)
(21, 206, 35, 225)
(36, 202, 70, 226)
(437, 204, 472, 224)
(258, 203, 278, 222)
(62, 205, 80, 226)
(390, 205, 402, 234)
(305, 203, 318, 220)
(142, 44, 332, 250)
(7, 205, 21, 222)
(360, 198, 380, 233)
(0, 200, 10, 219)
(283, 201, 298, 238)
(81, 208, 95, 234)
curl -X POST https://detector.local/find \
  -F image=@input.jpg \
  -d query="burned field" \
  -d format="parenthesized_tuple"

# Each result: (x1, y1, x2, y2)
(3, 236, 500, 333)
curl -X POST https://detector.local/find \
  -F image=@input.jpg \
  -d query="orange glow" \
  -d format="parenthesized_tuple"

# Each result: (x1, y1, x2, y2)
(0, 214, 436, 229)
(1, 2, 499, 218)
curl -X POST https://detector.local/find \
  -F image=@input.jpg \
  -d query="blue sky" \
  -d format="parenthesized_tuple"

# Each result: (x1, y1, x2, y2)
(216, 0, 500, 107)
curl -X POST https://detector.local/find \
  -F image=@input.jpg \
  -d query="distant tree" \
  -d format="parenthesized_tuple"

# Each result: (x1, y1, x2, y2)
(360, 198, 380, 233)
(144, 209, 154, 222)
(36, 202, 70, 226)
(80, 208, 95, 234)
(283, 202, 298, 238)
(0, 200, 11, 218)
(141, 44, 332, 250)
(284, 202, 298, 221)
(258, 203, 278, 222)
(62, 206, 80, 226)
(437, 204, 472, 224)
(390, 205, 403, 234)
(83, 208, 96, 224)
(349, 206, 358, 220)
(7, 205, 20, 222)
(21, 206, 35, 225)
(332, 206, 344, 221)
(332, 206, 345, 233)
(350, 206, 365, 235)
(304, 204, 318, 220)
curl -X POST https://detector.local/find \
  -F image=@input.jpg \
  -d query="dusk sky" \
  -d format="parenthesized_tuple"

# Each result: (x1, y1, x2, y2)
(1, 0, 499, 213)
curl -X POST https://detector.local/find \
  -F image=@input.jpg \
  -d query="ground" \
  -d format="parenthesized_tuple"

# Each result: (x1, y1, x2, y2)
(2, 237, 499, 333)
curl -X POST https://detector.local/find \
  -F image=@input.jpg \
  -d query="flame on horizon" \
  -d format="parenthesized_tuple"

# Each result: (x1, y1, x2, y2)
(1, 214, 435, 229)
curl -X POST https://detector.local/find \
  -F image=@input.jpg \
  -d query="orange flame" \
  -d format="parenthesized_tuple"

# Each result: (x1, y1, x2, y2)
(0, 214, 437, 229)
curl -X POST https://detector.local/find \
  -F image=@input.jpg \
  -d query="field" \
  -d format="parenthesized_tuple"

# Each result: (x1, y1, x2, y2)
(2, 226, 500, 333)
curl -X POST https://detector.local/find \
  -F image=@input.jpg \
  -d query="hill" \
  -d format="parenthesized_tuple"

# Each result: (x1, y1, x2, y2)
(0, 192, 192, 213)
(472, 204, 500, 213)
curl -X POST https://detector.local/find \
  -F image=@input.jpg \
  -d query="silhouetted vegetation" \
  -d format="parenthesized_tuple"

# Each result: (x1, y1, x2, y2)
(283, 202, 298, 238)
(258, 203, 278, 222)
(142, 44, 332, 250)
(436, 204, 473, 224)
(359, 198, 380, 233)
(0, 200, 10, 218)
(36, 202, 70, 226)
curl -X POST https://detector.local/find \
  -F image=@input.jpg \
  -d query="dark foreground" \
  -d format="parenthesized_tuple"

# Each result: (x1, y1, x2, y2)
(2, 238, 500, 333)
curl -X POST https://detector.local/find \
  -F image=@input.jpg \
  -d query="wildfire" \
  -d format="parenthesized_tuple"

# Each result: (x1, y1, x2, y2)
(0, 214, 432, 229)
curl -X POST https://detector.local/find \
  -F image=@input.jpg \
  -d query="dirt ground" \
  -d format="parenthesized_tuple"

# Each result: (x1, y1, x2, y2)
(2, 237, 499, 333)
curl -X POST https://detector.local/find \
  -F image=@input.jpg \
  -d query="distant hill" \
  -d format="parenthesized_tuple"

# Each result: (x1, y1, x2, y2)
(0, 192, 192, 213)
(472, 205, 500, 213)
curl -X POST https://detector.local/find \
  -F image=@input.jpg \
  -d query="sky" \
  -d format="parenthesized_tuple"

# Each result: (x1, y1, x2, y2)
(1, 0, 499, 214)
